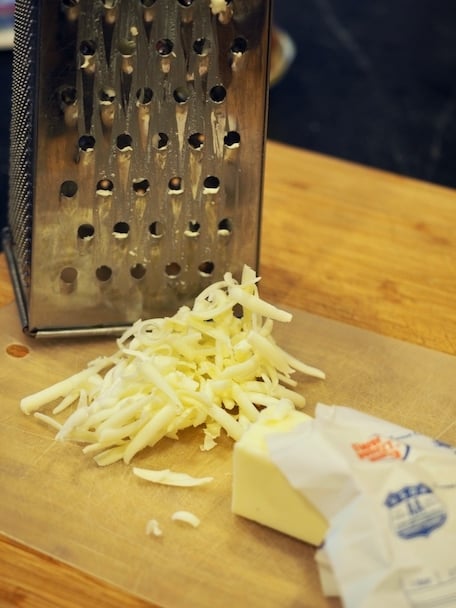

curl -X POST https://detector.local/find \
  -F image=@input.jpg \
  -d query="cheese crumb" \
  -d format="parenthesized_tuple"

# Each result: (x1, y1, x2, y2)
(146, 519, 163, 537)
(210, 0, 227, 14)
(171, 511, 201, 528)
(133, 467, 213, 487)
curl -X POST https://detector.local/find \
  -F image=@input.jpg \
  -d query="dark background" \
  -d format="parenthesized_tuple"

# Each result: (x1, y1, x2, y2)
(1, 1, 455, 243)
(269, 1, 456, 188)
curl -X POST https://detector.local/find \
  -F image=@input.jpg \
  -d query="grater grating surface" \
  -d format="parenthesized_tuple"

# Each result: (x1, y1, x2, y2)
(6, 0, 37, 297)
(4, 0, 271, 337)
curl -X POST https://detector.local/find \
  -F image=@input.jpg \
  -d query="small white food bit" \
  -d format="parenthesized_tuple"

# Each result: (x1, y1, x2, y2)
(146, 519, 163, 537)
(123, 403, 179, 464)
(228, 285, 293, 323)
(210, 0, 227, 15)
(19, 265, 324, 465)
(209, 0, 232, 24)
(33, 412, 62, 432)
(133, 468, 213, 487)
(20, 357, 114, 414)
(171, 511, 201, 528)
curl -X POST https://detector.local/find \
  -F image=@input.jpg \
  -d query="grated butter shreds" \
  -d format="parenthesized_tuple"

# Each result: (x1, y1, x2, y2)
(210, 0, 227, 15)
(146, 519, 163, 537)
(20, 266, 324, 465)
(133, 467, 213, 487)
(171, 511, 201, 528)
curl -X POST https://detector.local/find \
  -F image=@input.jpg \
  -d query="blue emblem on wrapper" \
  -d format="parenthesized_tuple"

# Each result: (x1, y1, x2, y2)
(385, 483, 447, 539)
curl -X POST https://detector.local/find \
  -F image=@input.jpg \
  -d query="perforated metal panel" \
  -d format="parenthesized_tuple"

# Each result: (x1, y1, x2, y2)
(4, 0, 271, 337)
(6, 0, 37, 296)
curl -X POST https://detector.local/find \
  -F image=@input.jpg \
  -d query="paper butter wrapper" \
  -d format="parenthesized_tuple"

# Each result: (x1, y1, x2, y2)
(267, 403, 456, 608)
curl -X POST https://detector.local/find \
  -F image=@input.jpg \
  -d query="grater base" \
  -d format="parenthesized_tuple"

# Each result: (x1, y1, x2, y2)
(3, 226, 129, 337)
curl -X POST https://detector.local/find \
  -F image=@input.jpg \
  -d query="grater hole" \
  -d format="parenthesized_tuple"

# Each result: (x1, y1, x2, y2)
(198, 261, 214, 277)
(79, 135, 95, 151)
(231, 37, 247, 54)
(178, 0, 194, 6)
(131, 264, 146, 280)
(173, 87, 190, 104)
(118, 38, 136, 57)
(168, 177, 183, 192)
(224, 130, 241, 147)
(152, 132, 169, 150)
(193, 37, 210, 55)
(60, 86, 77, 105)
(62, 0, 80, 6)
(133, 178, 150, 195)
(116, 133, 133, 150)
(156, 38, 173, 56)
(210, 85, 226, 103)
(218, 217, 233, 235)
(113, 221, 130, 238)
(165, 262, 181, 278)
(77, 224, 95, 240)
(140, 0, 157, 6)
(186, 220, 200, 236)
(96, 265, 112, 282)
(60, 267, 78, 285)
(99, 87, 116, 103)
(80, 39, 96, 57)
(149, 221, 164, 238)
(188, 132, 205, 149)
(203, 175, 220, 193)
(136, 87, 153, 105)
(97, 178, 114, 193)
(60, 180, 78, 198)
(232, 303, 244, 319)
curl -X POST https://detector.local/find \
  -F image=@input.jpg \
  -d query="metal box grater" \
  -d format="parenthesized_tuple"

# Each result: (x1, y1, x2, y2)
(3, 0, 271, 337)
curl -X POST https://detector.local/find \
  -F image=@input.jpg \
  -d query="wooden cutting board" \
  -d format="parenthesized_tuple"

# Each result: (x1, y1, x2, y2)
(1, 301, 455, 608)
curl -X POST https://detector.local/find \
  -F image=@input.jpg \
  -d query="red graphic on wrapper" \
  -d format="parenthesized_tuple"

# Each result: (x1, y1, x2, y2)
(352, 435, 407, 461)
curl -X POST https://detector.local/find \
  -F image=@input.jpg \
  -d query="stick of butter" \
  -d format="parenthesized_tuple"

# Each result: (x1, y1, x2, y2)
(232, 401, 328, 546)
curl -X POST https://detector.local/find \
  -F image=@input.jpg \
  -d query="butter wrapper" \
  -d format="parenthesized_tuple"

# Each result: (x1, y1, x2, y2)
(267, 403, 456, 608)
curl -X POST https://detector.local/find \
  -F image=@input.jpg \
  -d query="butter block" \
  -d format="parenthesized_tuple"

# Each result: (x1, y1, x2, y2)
(232, 402, 327, 546)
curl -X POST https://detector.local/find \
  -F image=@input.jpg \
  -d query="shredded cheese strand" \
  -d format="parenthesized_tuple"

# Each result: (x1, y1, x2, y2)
(19, 266, 324, 465)
(133, 468, 213, 487)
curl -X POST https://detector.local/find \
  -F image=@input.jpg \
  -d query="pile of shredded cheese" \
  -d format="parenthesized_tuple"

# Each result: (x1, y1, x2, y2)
(20, 266, 324, 466)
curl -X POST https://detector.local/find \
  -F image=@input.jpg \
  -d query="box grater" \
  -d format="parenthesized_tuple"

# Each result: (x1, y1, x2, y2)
(3, 0, 271, 337)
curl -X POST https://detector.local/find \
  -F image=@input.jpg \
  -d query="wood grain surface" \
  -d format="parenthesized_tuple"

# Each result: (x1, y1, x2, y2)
(1, 140, 455, 607)
(1, 300, 455, 608)
(259, 142, 456, 355)
(0, 251, 12, 308)
(2, 141, 455, 351)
